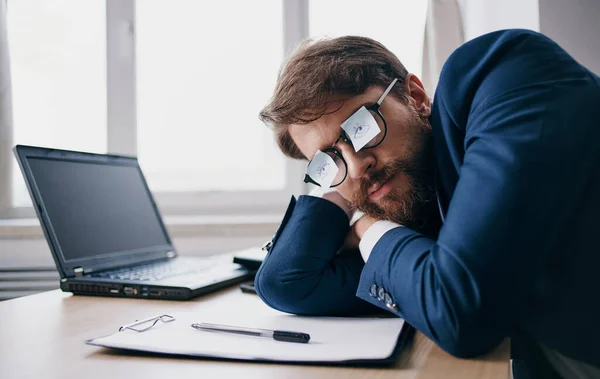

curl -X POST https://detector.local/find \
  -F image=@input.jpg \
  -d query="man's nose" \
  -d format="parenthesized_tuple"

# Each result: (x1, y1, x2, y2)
(338, 143, 376, 180)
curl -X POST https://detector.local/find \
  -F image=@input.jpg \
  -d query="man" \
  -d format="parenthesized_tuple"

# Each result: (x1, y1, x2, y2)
(256, 29, 600, 378)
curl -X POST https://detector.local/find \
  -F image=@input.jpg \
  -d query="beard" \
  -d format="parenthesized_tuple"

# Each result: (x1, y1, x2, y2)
(350, 115, 441, 237)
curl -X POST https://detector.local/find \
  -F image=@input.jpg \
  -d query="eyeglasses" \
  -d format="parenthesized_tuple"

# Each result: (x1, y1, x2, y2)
(304, 78, 399, 188)
(118, 314, 175, 332)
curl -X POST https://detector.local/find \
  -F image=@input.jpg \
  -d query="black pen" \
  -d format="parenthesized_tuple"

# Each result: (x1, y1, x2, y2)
(191, 322, 310, 344)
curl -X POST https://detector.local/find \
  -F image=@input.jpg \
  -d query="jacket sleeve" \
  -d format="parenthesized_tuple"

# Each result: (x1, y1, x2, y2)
(356, 30, 600, 357)
(254, 195, 379, 316)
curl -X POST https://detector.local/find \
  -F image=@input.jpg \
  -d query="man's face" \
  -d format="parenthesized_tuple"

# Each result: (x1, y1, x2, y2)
(289, 78, 439, 234)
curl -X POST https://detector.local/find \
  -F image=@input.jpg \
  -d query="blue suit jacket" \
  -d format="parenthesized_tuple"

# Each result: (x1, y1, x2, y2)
(255, 30, 600, 366)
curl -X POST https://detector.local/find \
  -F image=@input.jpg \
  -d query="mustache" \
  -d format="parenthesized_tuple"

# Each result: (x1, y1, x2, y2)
(350, 159, 409, 209)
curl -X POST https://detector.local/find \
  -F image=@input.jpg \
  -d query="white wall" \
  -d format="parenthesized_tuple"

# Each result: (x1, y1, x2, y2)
(458, 0, 540, 41)
(457, 0, 599, 75)
(539, 0, 600, 75)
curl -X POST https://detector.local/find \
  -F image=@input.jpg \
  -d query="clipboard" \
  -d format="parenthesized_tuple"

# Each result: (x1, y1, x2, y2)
(87, 311, 413, 365)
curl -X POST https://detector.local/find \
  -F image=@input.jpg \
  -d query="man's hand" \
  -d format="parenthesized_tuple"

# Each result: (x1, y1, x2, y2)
(353, 214, 379, 239)
(343, 214, 379, 251)
(317, 189, 379, 251)
(321, 190, 353, 220)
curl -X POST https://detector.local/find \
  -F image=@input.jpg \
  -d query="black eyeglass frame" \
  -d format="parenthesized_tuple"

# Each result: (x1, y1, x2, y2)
(303, 78, 398, 188)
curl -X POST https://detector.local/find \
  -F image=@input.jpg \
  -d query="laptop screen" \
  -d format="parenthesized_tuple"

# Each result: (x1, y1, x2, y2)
(27, 157, 171, 262)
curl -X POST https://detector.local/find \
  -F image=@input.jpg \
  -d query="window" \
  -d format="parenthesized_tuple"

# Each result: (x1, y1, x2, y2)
(7, 0, 107, 207)
(136, 1, 285, 193)
(1, 0, 427, 218)
(309, 0, 427, 78)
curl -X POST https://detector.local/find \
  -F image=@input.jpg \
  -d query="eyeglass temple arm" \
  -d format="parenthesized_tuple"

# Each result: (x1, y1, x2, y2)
(376, 78, 399, 106)
(303, 174, 322, 187)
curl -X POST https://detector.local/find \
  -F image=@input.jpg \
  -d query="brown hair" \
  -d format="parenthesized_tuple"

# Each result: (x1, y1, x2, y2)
(259, 36, 409, 160)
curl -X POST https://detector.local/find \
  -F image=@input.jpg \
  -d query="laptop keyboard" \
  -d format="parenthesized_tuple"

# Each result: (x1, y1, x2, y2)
(90, 259, 216, 281)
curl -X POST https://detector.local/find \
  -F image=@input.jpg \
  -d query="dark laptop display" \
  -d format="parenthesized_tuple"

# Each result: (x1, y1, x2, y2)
(14, 145, 253, 300)
(28, 158, 171, 262)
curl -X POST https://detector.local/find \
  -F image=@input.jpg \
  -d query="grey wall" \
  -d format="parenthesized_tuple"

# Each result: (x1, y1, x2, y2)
(539, 0, 600, 75)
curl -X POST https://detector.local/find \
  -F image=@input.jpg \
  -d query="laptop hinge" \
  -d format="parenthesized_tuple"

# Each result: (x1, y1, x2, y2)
(74, 267, 84, 277)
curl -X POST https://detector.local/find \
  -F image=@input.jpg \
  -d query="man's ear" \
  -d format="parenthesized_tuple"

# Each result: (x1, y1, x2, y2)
(403, 74, 431, 117)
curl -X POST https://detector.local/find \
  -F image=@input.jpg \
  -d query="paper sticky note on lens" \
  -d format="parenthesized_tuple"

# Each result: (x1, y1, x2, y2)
(307, 150, 339, 188)
(341, 106, 381, 151)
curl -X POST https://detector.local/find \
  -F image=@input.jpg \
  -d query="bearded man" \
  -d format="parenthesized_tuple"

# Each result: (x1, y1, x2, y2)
(255, 29, 600, 378)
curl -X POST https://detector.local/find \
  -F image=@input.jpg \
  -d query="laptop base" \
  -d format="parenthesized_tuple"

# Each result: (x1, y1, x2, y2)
(61, 270, 254, 300)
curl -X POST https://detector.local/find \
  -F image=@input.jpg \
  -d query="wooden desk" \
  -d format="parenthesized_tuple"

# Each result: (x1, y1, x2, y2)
(0, 288, 509, 379)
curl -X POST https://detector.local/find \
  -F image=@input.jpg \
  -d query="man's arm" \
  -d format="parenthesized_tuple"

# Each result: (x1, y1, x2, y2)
(254, 195, 379, 316)
(356, 30, 600, 357)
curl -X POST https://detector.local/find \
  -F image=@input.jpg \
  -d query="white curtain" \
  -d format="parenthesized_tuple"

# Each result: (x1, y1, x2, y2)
(422, 0, 465, 95)
(0, 0, 13, 210)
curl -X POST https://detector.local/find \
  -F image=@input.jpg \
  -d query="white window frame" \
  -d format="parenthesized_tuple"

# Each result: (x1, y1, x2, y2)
(0, 0, 309, 220)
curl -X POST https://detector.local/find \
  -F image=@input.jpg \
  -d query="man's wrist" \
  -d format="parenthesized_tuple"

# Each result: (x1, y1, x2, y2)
(354, 215, 377, 239)
(358, 220, 403, 262)
(309, 187, 353, 220)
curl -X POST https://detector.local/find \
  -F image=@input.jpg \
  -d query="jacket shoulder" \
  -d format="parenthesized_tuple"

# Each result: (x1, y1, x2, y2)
(435, 29, 586, 126)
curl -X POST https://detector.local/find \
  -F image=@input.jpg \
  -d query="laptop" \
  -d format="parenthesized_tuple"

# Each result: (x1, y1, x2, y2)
(13, 145, 255, 300)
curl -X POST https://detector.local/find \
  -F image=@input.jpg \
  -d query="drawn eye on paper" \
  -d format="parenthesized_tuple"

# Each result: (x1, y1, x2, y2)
(352, 124, 370, 139)
(316, 162, 330, 178)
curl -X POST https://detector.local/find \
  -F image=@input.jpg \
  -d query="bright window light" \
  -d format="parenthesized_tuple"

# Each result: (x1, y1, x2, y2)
(309, 0, 427, 78)
(136, 1, 286, 193)
(7, 0, 107, 207)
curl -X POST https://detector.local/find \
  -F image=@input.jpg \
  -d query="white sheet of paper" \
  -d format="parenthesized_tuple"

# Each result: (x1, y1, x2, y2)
(88, 310, 405, 363)
(340, 106, 381, 151)
(307, 150, 339, 188)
